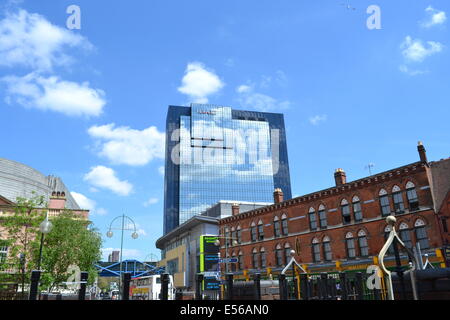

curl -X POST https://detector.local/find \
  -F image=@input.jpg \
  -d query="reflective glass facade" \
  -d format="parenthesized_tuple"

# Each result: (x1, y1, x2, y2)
(163, 104, 292, 234)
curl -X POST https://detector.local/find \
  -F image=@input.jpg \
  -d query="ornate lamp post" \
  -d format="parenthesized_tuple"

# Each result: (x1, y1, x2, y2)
(37, 212, 53, 271)
(106, 214, 138, 298)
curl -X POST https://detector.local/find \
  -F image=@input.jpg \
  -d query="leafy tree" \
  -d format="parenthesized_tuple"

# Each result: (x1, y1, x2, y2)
(1, 193, 46, 285)
(33, 211, 102, 292)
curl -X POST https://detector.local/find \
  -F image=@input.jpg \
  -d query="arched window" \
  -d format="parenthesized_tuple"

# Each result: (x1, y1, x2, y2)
(379, 189, 391, 216)
(260, 247, 267, 269)
(252, 248, 259, 269)
(352, 196, 363, 222)
(250, 222, 257, 242)
(406, 182, 419, 211)
(414, 219, 429, 250)
(230, 227, 236, 247)
(345, 232, 356, 258)
(284, 243, 291, 265)
(281, 213, 289, 235)
(312, 238, 321, 262)
(358, 230, 369, 257)
(257, 220, 264, 241)
(341, 199, 351, 224)
(318, 204, 327, 228)
(236, 225, 242, 244)
(308, 207, 317, 230)
(322, 236, 332, 261)
(225, 227, 230, 246)
(399, 222, 412, 249)
(238, 251, 244, 270)
(273, 216, 281, 238)
(392, 185, 405, 214)
(275, 244, 283, 267)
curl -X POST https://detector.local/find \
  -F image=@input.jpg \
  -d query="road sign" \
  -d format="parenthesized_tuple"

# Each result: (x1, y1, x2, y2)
(219, 258, 238, 263)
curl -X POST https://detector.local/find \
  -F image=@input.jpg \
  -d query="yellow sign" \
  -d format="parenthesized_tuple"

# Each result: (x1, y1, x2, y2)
(132, 287, 149, 294)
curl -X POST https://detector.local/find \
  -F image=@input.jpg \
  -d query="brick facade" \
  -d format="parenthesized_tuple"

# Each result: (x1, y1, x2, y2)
(218, 144, 450, 276)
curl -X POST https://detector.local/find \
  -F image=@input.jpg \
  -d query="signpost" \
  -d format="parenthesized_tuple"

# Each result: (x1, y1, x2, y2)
(200, 236, 220, 291)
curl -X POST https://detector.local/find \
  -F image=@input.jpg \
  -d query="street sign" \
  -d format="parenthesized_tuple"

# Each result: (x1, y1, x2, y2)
(219, 258, 238, 263)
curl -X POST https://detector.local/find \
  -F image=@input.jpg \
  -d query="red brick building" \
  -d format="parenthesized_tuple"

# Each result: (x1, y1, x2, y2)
(218, 143, 450, 277)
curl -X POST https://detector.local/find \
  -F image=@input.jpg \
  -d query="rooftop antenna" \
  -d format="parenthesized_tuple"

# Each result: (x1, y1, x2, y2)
(365, 163, 375, 175)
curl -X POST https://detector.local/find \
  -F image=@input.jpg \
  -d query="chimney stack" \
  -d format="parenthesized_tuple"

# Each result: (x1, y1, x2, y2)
(334, 168, 347, 186)
(49, 191, 67, 209)
(274, 188, 284, 204)
(417, 141, 428, 163)
(232, 203, 240, 216)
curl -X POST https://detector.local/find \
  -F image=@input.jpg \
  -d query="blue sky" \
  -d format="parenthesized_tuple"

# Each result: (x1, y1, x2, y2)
(1, 0, 449, 261)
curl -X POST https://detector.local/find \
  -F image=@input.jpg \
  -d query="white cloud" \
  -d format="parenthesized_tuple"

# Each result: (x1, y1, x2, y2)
(0, 9, 92, 72)
(236, 84, 290, 112)
(399, 65, 428, 76)
(143, 197, 159, 207)
(83, 166, 133, 196)
(177, 62, 224, 103)
(421, 6, 447, 28)
(158, 166, 165, 176)
(88, 124, 165, 166)
(309, 115, 327, 125)
(2, 73, 106, 117)
(70, 191, 107, 215)
(401, 36, 443, 63)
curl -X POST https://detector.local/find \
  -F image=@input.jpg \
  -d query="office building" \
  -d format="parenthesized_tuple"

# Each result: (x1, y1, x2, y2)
(163, 103, 292, 234)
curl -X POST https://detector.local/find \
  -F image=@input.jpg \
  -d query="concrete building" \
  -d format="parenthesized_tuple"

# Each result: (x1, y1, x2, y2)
(108, 250, 120, 263)
(218, 143, 450, 277)
(155, 200, 269, 298)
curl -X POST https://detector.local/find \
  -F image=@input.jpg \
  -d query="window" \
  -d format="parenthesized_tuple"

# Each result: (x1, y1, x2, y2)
(250, 223, 257, 242)
(379, 189, 391, 216)
(257, 221, 264, 241)
(225, 229, 231, 247)
(392, 185, 405, 214)
(252, 248, 259, 269)
(309, 208, 317, 230)
(260, 248, 267, 269)
(275, 244, 283, 266)
(352, 196, 363, 222)
(406, 182, 419, 211)
(346, 233, 356, 258)
(358, 230, 369, 257)
(0, 246, 7, 263)
(273, 217, 281, 238)
(341, 199, 351, 224)
(281, 214, 288, 235)
(318, 205, 327, 228)
(323, 236, 332, 261)
(284, 244, 291, 265)
(231, 228, 236, 246)
(399, 223, 413, 249)
(312, 238, 321, 262)
(231, 252, 236, 272)
(236, 226, 242, 244)
(238, 251, 244, 270)
(415, 219, 429, 250)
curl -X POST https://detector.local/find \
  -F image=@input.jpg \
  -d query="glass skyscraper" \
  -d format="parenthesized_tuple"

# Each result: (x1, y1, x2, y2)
(163, 103, 292, 234)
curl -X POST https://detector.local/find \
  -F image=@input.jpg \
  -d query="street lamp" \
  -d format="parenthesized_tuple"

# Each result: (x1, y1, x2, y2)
(37, 212, 53, 271)
(106, 214, 139, 298)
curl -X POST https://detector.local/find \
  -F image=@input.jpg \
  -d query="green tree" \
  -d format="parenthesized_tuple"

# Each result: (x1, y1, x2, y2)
(1, 193, 46, 285)
(34, 211, 102, 292)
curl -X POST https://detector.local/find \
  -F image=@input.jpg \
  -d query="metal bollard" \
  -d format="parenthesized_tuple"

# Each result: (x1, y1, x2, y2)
(78, 272, 89, 300)
(122, 272, 131, 300)
(278, 274, 287, 300)
(225, 273, 234, 300)
(299, 273, 309, 300)
(28, 270, 41, 300)
(195, 274, 204, 300)
(355, 272, 364, 300)
(320, 273, 329, 300)
(161, 273, 169, 300)
(339, 272, 348, 300)
(253, 273, 261, 300)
